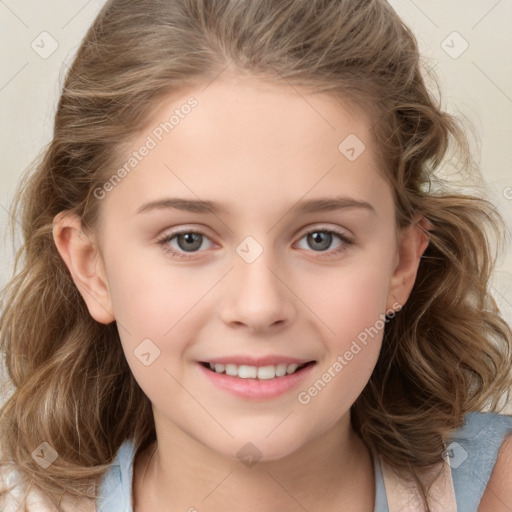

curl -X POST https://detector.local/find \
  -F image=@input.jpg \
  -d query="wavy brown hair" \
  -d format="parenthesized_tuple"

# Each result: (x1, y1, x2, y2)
(1, 0, 511, 509)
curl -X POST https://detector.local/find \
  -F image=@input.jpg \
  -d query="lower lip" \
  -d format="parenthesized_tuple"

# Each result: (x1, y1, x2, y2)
(197, 362, 316, 400)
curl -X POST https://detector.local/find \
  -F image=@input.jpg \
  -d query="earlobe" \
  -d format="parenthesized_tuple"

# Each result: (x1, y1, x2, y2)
(52, 211, 115, 324)
(386, 215, 431, 310)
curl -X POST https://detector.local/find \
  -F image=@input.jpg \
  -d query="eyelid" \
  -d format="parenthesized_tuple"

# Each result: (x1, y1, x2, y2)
(158, 224, 212, 237)
(296, 223, 353, 239)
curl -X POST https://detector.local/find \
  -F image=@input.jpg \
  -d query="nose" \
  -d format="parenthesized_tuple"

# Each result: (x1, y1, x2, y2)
(219, 248, 296, 334)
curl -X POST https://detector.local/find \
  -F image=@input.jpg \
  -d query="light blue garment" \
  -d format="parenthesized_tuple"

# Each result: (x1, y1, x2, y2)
(97, 412, 512, 511)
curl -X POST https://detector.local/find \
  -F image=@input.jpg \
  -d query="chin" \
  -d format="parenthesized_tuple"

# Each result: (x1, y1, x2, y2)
(215, 434, 308, 465)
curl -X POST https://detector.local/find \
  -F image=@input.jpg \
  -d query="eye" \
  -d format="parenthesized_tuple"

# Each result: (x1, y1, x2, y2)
(157, 229, 215, 259)
(157, 226, 354, 260)
(296, 228, 353, 257)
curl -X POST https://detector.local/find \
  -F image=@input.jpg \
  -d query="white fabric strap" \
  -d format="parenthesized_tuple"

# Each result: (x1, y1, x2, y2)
(380, 454, 457, 512)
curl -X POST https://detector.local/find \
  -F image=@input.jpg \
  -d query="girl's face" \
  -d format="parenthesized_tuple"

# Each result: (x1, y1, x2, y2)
(59, 73, 426, 461)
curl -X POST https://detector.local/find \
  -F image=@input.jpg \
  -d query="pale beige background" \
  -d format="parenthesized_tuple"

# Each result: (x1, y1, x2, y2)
(0, 1, 511, 410)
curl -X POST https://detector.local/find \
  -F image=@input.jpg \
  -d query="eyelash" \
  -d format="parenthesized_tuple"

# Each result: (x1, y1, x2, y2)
(156, 226, 354, 260)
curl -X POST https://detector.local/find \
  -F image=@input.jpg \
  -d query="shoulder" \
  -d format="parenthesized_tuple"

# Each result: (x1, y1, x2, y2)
(0, 465, 25, 510)
(2, 441, 134, 512)
(479, 429, 512, 512)
(447, 411, 512, 511)
(0, 465, 54, 511)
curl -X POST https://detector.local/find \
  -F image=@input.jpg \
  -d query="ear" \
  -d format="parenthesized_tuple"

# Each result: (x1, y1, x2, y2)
(52, 211, 115, 324)
(386, 214, 431, 310)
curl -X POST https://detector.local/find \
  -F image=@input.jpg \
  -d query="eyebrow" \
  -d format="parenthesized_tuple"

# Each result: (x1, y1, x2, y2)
(136, 197, 376, 216)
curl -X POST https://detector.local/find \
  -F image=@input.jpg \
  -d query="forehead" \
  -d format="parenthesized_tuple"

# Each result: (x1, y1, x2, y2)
(98, 73, 392, 221)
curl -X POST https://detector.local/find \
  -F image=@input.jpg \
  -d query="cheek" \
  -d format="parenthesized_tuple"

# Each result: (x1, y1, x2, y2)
(305, 258, 394, 342)
(104, 260, 199, 408)
(319, 281, 386, 378)
(293, 258, 393, 418)
(105, 247, 207, 336)
(101, 253, 204, 391)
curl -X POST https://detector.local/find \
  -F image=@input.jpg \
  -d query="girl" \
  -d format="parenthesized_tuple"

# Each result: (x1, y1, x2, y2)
(1, 0, 511, 511)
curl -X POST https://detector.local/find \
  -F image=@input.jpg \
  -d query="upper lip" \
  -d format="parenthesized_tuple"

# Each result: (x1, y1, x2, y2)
(200, 356, 316, 366)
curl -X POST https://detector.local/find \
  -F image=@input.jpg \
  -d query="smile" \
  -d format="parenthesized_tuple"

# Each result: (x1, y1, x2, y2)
(197, 359, 317, 400)
(200, 361, 315, 380)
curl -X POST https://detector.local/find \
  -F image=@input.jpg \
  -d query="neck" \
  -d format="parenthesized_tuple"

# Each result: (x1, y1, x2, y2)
(133, 413, 374, 512)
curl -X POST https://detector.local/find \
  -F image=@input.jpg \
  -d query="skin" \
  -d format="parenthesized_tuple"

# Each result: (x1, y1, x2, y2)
(53, 72, 432, 511)
(479, 435, 512, 511)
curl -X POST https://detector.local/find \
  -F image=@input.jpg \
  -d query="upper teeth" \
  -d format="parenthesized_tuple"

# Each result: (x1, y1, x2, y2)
(208, 363, 302, 379)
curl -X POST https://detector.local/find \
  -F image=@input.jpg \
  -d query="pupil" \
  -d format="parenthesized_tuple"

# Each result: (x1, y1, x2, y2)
(308, 232, 331, 251)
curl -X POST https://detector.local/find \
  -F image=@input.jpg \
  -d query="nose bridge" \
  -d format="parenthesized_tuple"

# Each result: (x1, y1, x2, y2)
(220, 235, 295, 331)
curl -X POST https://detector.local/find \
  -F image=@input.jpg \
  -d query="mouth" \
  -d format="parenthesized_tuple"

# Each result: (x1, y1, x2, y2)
(199, 360, 316, 380)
